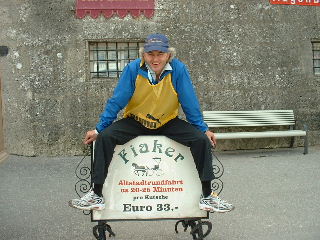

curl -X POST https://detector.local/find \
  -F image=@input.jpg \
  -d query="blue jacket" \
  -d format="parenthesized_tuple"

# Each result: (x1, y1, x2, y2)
(96, 58, 209, 133)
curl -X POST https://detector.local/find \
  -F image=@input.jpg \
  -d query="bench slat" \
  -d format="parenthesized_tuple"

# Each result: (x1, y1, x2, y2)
(203, 114, 295, 118)
(203, 110, 294, 114)
(203, 110, 296, 127)
(204, 119, 295, 126)
(215, 130, 306, 140)
(205, 122, 294, 127)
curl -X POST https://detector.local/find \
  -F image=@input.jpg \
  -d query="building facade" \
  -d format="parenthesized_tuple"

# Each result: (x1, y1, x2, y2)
(0, 0, 319, 156)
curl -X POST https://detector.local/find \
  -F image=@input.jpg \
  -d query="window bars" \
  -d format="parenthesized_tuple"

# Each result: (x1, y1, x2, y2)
(89, 42, 144, 78)
(312, 41, 320, 75)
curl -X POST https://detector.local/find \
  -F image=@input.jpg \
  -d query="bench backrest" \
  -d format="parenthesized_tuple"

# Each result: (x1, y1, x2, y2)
(203, 110, 296, 127)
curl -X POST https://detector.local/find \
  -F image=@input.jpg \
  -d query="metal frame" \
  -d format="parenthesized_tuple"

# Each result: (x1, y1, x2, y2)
(74, 144, 224, 240)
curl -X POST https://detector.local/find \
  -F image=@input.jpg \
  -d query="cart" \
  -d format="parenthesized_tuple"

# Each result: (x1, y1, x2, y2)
(74, 136, 224, 240)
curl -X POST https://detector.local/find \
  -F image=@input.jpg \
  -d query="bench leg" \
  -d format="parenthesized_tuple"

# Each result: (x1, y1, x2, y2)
(303, 125, 309, 155)
(303, 135, 309, 155)
(289, 125, 295, 148)
(290, 136, 295, 148)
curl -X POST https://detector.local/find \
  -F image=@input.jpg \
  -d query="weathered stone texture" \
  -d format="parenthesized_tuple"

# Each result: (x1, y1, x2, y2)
(0, 0, 319, 155)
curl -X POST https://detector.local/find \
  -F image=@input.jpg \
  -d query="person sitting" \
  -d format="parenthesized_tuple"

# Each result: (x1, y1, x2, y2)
(69, 33, 234, 213)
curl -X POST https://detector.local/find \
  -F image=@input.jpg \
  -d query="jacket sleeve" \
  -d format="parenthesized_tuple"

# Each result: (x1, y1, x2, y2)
(95, 64, 136, 132)
(173, 61, 209, 132)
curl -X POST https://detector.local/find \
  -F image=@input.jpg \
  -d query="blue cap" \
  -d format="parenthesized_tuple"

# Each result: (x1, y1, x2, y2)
(144, 34, 169, 53)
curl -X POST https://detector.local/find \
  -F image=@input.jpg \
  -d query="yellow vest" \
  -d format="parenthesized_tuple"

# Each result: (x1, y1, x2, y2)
(124, 74, 179, 129)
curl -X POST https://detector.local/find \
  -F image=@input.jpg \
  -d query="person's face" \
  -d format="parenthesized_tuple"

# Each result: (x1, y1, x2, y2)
(143, 50, 170, 76)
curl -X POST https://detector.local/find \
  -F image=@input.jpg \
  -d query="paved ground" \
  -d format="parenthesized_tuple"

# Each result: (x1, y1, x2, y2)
(1, 146, 319, 240)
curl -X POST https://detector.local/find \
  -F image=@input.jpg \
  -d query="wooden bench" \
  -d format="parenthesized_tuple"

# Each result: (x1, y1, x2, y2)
(203, 110, 308, 154)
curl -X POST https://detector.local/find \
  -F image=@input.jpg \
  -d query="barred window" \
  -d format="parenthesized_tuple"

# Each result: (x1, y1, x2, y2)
(312, 41, 320, 75)
(89, 41, 144, 78)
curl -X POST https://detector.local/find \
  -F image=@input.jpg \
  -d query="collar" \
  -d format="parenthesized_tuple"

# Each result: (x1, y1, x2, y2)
(145, 62, 172, 84)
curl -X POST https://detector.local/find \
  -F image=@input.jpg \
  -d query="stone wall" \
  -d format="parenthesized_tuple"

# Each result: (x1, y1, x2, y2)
(0, 0, 319, 156)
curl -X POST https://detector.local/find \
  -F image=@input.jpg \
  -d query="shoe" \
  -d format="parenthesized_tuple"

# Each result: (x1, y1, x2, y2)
(68, 189, 105, 211)
(199, 192, 234, 213)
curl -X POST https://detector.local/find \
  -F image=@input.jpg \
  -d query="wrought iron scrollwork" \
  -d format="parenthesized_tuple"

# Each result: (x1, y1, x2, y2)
(175, 219, 212, 240)
(211, 152, 224, 195)
(75, 155, 91, 197)
(74, 147, 92, 215)
(93, 221, 116, 240)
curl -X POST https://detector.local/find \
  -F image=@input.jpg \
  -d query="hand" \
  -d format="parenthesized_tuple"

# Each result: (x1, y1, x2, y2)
(83, 130, 98, 145)
(205, 130, 217, 148)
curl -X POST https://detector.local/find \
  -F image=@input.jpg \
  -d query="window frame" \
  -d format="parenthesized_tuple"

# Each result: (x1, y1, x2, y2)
(87, 39, 144, 79)
(311, 40, 320, 76)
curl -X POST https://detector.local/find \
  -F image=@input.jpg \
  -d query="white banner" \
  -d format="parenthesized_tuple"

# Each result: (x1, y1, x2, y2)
(93, 136, 207, 220)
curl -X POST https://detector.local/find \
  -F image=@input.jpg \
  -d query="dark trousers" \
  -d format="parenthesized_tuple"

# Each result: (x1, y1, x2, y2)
(93, 117, 215, 185)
